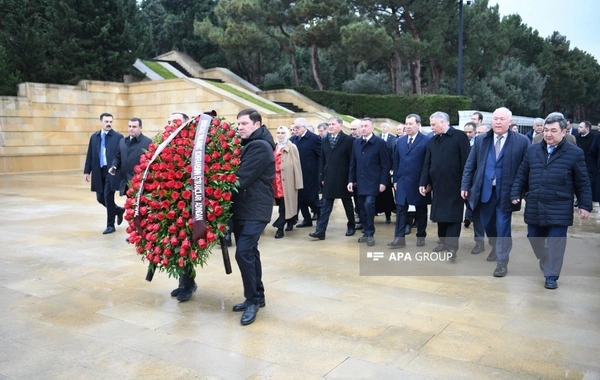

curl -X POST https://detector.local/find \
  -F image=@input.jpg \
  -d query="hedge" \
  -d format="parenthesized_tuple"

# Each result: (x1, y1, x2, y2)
(292, 86, 471, 126)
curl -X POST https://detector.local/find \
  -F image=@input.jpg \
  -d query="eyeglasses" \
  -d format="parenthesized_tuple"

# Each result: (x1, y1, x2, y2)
(276, 132, 286, 134)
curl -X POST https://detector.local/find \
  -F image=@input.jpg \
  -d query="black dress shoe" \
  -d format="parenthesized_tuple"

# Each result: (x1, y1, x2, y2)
(416, 237, 426, 247)
(471, 242, 485, 255)
(296, 220, 313, 228)
(385, 217, 392, 224)
(463, 218, 471, 228)
(448, 249, 457, 260)
(433, 243, 445, 252)
(274, 229, 284, 239)
(345, 228, 356, 236)
(405, 225, 412, 235)
(309, 231, 325, 240)
(175, 283, 198, 301)
(367, 236, 375, 246)
(358, 235, 369, 243)
(388, 238, 406, 248)
(103, 226, 116, 234)
(493, 264, 508, 277)
(117, 208, 124, 226)
(285, 223, 294, 231)
(232, 300, 266, 312)
(355, 223, 363, 230)
(241, 304, 259, 325)
(544, 279, 558, 289)
(486, 248, 497, 262)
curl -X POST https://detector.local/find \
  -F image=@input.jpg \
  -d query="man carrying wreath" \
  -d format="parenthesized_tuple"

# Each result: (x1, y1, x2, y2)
(231, 109, 275, 326)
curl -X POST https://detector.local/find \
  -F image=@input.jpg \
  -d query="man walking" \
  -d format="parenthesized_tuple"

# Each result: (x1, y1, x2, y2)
(389, 114, 430, 248)
(84, 113, 124, 234)
(461, 107, 529, 277)
(348, 118, 390, 246)
(511, 112, 592, 289)
(231, 109, 275, 325)
(419, 112, 470, 258)
(309, 116, 356, 240)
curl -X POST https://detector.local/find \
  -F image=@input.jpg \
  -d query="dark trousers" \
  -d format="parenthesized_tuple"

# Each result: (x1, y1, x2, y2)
(298, 200, 318, 223)
(272, 198, 297, 230)
(527, 224, 568, 280)
(437, 222, 461, 251)
(394, 204, 427, 238)
(357, 195, 377, 237)
(466, 203, 486, 242)
(316, 197, 355, 234)
(477, 188, 512, 265)
(96, 166, 120, 228)
(233, 220, 267, 305)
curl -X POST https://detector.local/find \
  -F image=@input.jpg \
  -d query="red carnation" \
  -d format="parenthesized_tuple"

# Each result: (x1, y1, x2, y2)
(207, 213, 216, 221)
(211, 163, 221, 171)
(179, 229, 187, 240)
(222, 163, 231, 171)
(218, 134, 227, 142)
(172, 191, 180, 200)
(223, 152, 232, 161)
(177, 201, 186, 210)
(222, 121, 230, 130)
(227, 129, 235, 138)
(221, 142, 229, 150)
(198, 239, 207, 249)
(140, 206, 148, 215)
(164, 248, 172, 257)
(206, 232, 216, 243)
(168, 225, 177, 234)
(214, 206, 223, 216)
(182, 190, 191, 200)
(157, 212, 164, 221)
(233, 148, 241, 156)
(178, 259, 184, 267)
(153, 246, 162, 255)
(214, 188, 222, 199)
(190, 251, 198, 260)
(170, 236, 179, 246)
(212, 151, 221, 159)
(182, 210, 190, 218)
(162, 258, 169, 266)
(212, 118, 221, 126)
(166, 210, 176, 220)
(176, 217, 185, 228)
(227, 174, 237, 183)
(205, 187, 214, 196)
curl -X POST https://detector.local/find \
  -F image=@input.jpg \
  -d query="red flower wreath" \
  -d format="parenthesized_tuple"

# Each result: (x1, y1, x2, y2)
(123, 114, 242, 279)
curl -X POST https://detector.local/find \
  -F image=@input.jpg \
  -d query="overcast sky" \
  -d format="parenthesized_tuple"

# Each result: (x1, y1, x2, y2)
(492, 0, 600, 62)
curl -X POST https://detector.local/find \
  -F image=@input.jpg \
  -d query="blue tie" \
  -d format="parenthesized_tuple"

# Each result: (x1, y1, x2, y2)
(547, 145, 555, 159)
(100, 132, 106, 167)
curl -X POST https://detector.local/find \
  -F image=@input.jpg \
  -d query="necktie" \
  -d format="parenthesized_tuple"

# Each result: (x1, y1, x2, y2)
(361, 138, 367, 145)
(548, 145, 555, 158)
(495, 135, 503, 159)
(100, 132, 106, 167)
(408, 137, 413, 149)
(329, 135, 336, 149)
(382, 134, 387, 141)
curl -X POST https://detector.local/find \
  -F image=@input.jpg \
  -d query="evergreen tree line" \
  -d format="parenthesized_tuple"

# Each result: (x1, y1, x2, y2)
(2, 0, 599, 121)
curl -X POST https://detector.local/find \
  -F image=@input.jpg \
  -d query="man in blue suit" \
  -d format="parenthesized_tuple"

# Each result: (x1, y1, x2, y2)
(461, 107, 529, 277)
(84, 113, 124, 234)
(348, 118, 390, 246)
(290, 118, 321, 228)
(389, 114, 431, 248)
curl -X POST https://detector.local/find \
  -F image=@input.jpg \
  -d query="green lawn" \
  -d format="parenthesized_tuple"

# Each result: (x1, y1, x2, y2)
(210, 82, 288, 115)
(141, 60, 178, 80)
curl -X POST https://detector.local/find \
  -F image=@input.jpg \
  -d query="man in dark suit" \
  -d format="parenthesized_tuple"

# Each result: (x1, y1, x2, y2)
(511, 112, 592, 289)
(377, 123, 396, 223)
(461, 107, 530, 277)
(525, 118, 544, 143)
(348, 117, 390, 246)
(309, 116, 355, 240)
(419, 112, 470, 258)
(566, 119, 579, 137)
(389, 114, 430, 248)
(84, 113, 124, 234)
(109, 117, 152, 197)
(290, 118, 321, 228)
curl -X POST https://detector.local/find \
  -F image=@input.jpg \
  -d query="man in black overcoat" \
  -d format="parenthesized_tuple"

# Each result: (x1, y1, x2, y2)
(290, 118, 321, 228)
(309, 116, 355, 240)
(419, 111, 470, 258)
(376, 122, 397, 223)
(84, 112, 124, 234)
(109, 117, 152, 196)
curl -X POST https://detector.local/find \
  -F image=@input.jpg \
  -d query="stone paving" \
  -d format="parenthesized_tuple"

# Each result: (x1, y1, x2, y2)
(1, 172, 599, 379)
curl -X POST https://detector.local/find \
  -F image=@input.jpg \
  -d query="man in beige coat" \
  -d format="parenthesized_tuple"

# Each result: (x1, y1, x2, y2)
(272, 126, 303, 238)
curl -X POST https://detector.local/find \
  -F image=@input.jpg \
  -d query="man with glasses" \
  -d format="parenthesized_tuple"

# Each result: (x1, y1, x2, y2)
(84, 112, 124, 234)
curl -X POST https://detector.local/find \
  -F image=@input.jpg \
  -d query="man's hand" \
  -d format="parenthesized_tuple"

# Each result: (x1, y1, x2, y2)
(394, 183, 397, 191)
(379, 184, 386, 192)
(419, 185, 431, 196)
(511, 198, 520, 204)
(347, 183, 353, 192)
(108, 167, 116, 176)
(461, 190, 469, 200)
(84, 174, 90, 182)
(578, 208, 591, 219)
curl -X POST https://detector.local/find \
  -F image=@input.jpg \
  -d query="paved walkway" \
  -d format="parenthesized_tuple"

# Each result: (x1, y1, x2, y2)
(0, 172, 599, 379)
